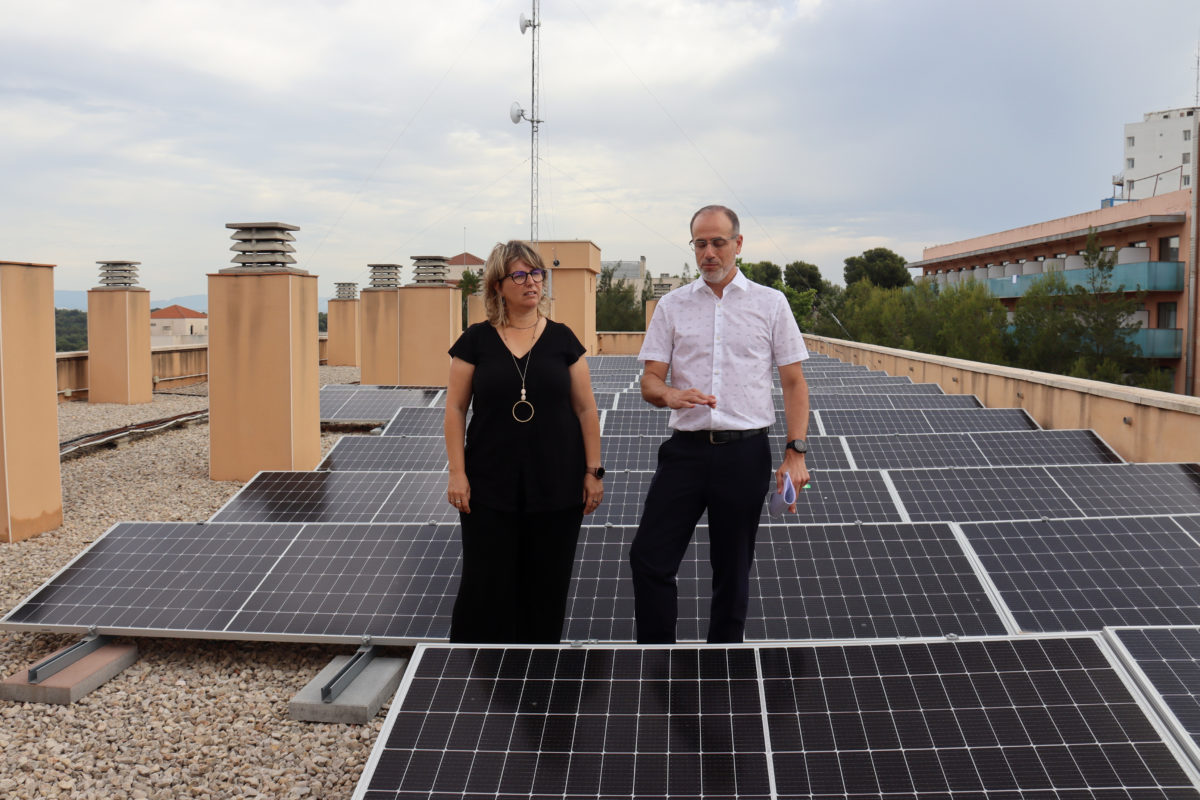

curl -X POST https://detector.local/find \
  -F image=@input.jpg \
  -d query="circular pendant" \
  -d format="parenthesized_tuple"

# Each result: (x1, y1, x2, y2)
(512, 400, 535, 423)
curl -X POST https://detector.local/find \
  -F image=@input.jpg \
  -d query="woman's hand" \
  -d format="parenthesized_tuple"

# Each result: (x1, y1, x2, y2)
(447, 470, 471, 514)
(582, 473, 604, 515)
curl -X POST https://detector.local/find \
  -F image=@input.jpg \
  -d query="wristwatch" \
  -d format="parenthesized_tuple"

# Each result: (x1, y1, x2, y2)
(586, 466, 606, 479)
(785, 439, 808, 455)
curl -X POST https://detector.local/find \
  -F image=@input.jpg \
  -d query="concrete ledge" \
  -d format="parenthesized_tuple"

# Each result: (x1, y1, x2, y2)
(0, 642, 139, 704)
(289, 654, 408, 724)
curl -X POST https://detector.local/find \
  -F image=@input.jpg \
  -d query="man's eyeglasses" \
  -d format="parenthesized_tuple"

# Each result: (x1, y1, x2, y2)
(690, 237, 737, 251)
(503, 268, 547, 285)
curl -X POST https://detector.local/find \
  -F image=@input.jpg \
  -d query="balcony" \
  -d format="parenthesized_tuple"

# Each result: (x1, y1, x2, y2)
(987, 261, 1184, 299)
(1131, 327, 1183, 359)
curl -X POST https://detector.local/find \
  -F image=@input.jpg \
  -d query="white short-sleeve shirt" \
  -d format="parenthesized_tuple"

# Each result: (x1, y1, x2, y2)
(638, 269, 809, 431)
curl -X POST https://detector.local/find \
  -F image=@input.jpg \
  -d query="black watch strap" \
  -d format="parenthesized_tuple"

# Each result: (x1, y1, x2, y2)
(785, 439, 808, 454)
(587, 466, 606, 479)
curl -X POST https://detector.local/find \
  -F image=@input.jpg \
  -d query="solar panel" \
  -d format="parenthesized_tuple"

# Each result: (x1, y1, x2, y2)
(844, 429, 1123, 470)
(973, 428, 1124, 466)
(211, 471, 452, 524)
(319, 386, 441, 421)
(355, 637, 1200, 799)
(600, 409, 672, 436)
(0, 521, 461, 642)
(585, 469, 905, 527)
(1111, 626, 1200, 760)
(1047, 463, 1200, 517)
(381, 407, 448, 436)
(222, 522, 457, 641)
(890, 466, 1085, 522)
(318, 435, 447, 472)
(818, 408, 1038, 436)
(848, 432, 989, 469)
(807, 392, 981, 410)
(961, 515, 1200, 632)
(566, 522, 1006, 642)
(0, 521, 297, 634)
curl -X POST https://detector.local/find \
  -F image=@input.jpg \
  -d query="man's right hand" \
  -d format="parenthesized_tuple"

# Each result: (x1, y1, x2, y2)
(664, 387, 717, 410)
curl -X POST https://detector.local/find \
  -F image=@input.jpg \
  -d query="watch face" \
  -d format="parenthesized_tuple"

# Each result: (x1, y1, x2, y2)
(788, 440, 807, 453)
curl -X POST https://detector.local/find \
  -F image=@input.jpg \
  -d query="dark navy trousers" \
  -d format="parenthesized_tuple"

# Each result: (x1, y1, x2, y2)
(630, 430, 771, 643)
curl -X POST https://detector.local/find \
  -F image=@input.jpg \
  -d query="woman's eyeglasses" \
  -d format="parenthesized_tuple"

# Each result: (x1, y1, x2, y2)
(503, 268, 547, 285)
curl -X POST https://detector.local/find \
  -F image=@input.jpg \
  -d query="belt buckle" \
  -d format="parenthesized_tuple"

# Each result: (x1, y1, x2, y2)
(708, 430, 723, 445)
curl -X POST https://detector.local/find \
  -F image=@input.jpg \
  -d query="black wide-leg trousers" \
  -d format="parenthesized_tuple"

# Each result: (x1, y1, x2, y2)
(629, 431, 771, 644)
(450, 503, 583, 644)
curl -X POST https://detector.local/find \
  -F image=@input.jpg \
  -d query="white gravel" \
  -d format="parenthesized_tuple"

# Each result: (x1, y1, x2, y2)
(1, 366, 392, 800)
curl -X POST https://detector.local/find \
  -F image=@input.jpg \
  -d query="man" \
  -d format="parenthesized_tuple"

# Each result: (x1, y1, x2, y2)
(630, 204, 810, 643)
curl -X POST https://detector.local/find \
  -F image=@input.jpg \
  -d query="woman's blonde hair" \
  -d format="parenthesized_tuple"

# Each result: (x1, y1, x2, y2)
(482, 240, 551, 326)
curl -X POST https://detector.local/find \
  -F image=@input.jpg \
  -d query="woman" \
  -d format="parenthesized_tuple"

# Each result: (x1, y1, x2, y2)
(443, 240, 604, 643)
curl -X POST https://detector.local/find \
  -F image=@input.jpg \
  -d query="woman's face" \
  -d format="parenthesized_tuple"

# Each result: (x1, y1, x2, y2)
(498, 258, 544, 316)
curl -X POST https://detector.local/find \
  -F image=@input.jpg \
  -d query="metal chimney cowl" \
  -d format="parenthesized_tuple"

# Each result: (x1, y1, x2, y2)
(220, 222, 308, 274)
(366, 264, 402, 289)
(334, 282, 359, 300)
(95, 260, 142, 288)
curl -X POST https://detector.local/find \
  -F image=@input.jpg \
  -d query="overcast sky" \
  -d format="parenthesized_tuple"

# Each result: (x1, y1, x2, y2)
(3, 0, 1199, 300)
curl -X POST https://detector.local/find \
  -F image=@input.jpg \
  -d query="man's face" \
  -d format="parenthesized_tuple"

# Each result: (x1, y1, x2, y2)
(691, 210, 743, 287)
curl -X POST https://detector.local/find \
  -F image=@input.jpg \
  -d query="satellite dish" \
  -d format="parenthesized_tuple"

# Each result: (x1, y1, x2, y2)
(510, 102, 525, 124)
(519, 12, 531, 33)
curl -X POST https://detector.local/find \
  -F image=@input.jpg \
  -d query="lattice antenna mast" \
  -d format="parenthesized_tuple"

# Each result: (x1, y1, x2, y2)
(511, 3, 542, 242)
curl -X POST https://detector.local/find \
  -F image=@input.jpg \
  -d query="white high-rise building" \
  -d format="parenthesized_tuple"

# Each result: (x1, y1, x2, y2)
(1115, 106, 1197, 200)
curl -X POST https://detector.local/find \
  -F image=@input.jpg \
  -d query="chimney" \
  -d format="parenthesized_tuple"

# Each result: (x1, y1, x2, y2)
(327, 282, 361, 367)
(208, 222, 319, 480)
(87, 260, 151, 404)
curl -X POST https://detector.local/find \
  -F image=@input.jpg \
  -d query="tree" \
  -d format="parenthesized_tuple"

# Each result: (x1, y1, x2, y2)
(457, 268, 482, 330)
(1068, 228, 1141, 379)
(933, 280, 1009, 363)
(739, 260, 782, 287)
(843, 247, 912, 288)
(1010, 271, 1082, 374)
(595, 265, 644, 331)
(318, 311, 327, 333)
(784, 261, 830, 296)
(458, 268, 481, 297)
(55, 309, 87, 352)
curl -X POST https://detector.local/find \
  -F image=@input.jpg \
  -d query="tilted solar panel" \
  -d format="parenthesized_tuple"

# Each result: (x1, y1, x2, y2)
(354, 637, 1200, 799)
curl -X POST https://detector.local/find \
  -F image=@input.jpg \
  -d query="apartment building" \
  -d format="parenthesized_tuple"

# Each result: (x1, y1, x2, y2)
(910, 190, 1197, 394)
(1115, 106, 1198, 200)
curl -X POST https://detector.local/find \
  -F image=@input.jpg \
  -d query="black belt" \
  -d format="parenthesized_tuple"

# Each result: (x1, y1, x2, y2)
(673, 427, 768, 444)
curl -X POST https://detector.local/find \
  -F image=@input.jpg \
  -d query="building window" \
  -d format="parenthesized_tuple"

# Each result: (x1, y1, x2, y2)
(1185, 129, 1192, 141)
(1186, 175, 1192, 187)
(1158, 302, 1177, 329)
(1159, 235, 1180, 261)
(1127, 157, 1135, 168)
(1185, 152, 1192, 164)
(1127, 136, 1135, 147)
(1128, 179, 1135, 192)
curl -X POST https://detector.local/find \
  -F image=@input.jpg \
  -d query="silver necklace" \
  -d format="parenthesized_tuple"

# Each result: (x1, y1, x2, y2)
(501, 324, 537, 423)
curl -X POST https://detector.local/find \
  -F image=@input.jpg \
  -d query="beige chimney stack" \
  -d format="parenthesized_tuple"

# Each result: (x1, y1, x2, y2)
(326, 282, 360, 367)
(0, 261, 63, 542)
(208, 223, 319, 481)
(87, 261, 151, 404)
(360, 264, 402, 385)
(533, 240, 601, 354)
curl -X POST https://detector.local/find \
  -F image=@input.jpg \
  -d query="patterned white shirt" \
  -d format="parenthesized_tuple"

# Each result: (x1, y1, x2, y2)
(638, 269, 809, 431)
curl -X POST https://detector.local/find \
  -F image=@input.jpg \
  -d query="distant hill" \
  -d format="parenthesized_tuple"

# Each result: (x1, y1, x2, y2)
(55, 292, 333, 312)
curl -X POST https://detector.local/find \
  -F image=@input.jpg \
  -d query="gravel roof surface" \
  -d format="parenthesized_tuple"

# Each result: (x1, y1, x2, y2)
(1, 367, 402, 800)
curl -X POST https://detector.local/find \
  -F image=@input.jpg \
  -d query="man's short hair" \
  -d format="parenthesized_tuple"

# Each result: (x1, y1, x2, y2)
(690, 205, 740, 237)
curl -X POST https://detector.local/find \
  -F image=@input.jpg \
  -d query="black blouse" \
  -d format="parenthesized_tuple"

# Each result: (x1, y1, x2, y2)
(449, 320, 587, 513)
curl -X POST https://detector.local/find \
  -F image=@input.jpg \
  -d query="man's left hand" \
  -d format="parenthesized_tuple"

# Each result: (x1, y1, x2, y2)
(775, 451, 810, 514)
